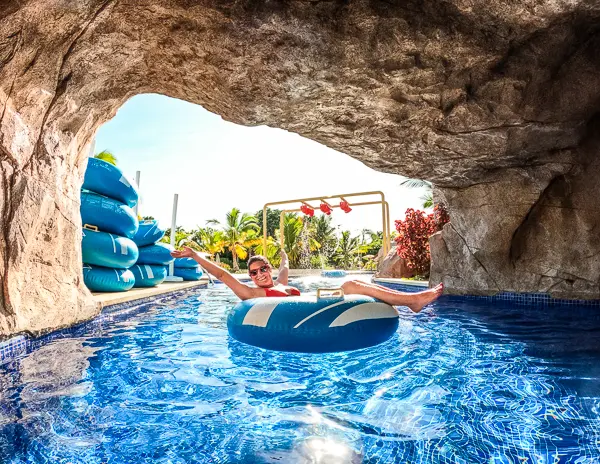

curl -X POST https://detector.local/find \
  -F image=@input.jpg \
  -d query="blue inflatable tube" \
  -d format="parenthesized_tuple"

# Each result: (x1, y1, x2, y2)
(174, 257, 199, 268)
(82, 227, 138, 269)
(227, 295, 399, 353)
(137, 243, 175, 265)
(174, 266, 203, 281)
(83, 265, 135, 292)
(321, 270, 347, 278)
(133, 220, 166, 247)
(83, 157, 139, 208)
(130, 264, 167, 287)
(81, 192, 139, 238)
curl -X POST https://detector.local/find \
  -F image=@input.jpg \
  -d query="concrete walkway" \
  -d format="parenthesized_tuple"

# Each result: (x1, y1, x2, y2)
(92, 279, 209, 308)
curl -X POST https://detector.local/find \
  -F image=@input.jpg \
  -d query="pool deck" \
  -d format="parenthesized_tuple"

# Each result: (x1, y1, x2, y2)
(93, 279, 210, 308)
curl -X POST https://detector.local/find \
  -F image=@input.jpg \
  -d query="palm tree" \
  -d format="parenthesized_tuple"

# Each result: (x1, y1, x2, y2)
(195, 228, 226, 262)
(308, 214, 338, 267)
(355, 230, 385, 266)
(161, 226, 201, 249)
(276, 213, 304, 267)
(333, 231, 361, 270)
(94, 150, 118, 166)
(207, 208, 259, 271)
(400, 178, 433, 208)
(310, 214, 337, 250)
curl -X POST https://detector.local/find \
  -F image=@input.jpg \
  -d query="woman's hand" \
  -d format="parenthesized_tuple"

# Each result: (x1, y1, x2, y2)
(170, 246, 196, 258)
(280, 249, 288, 264)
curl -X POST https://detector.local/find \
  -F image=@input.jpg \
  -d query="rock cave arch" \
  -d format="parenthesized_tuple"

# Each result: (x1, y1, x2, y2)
(1, 0, 600, 336)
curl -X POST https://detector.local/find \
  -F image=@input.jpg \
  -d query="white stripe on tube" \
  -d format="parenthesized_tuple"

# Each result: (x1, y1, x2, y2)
(145, 265, 154, 279)
(293, 295, 364, 329)
(118, 175, 131, 187)
(328, 303, 398, 327)
(242, 300, 281, 327)
(134, 171, 141, 216)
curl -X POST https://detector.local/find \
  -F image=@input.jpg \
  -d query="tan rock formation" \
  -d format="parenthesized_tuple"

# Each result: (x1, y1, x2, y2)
(1, 0, 600, 336)
(375, 246, 414, 279)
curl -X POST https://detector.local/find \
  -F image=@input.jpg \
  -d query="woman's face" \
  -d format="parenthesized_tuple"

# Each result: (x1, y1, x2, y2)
(248, 261, 274, 288)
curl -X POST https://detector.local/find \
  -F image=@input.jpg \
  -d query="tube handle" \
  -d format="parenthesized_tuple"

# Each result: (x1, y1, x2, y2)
(316, 288, 345, 299)
(83, 224, 99, 231)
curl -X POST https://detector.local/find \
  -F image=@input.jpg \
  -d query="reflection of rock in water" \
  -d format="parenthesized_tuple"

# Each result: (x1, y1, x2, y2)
(0, 337, 100, 458)
(19, 338, 97, 403)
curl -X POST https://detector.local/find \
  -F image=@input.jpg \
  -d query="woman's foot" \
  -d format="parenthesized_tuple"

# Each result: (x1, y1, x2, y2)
(407, 283, 444, 313)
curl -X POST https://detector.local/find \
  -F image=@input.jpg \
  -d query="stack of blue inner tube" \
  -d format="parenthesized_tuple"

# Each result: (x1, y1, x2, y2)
(130, 222, 173, 287)
(173, 257, 204, 281)
(80, 158, 139, 292)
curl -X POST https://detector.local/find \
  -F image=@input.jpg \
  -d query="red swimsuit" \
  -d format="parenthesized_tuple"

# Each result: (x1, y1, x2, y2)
(264, 287, 301, 297)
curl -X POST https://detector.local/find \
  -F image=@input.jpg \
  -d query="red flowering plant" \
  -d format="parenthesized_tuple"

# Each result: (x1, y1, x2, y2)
(394, 205, 449, 277)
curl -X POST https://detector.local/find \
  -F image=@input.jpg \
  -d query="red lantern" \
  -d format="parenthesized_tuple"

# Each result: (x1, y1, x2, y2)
(319, 202, 332, 215)
(340, 200, 352, 213)
(300, 204, 315, 217)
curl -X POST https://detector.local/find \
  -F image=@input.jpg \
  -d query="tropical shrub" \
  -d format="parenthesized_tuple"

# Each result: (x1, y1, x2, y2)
(256, 208, 283, 238)
(394, 206, 449, 277)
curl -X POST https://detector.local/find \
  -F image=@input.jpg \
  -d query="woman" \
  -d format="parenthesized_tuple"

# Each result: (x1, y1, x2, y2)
(171, 247, 443, 313)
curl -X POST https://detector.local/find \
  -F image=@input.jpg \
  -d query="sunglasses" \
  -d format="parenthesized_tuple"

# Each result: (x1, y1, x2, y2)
(249, 265, 270, 277)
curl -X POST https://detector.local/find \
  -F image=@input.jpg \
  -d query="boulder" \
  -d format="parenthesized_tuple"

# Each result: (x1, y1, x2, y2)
(375, 246, 414, 279)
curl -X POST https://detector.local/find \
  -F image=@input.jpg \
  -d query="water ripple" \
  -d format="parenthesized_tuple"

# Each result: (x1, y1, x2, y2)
(1, 277, 600, 463)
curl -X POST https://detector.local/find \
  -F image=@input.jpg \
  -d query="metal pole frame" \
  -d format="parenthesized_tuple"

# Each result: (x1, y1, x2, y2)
(262, 191, 391, 258)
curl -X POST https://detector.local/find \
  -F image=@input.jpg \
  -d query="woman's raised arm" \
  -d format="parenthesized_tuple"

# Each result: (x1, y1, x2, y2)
(171, 247, 256, 300)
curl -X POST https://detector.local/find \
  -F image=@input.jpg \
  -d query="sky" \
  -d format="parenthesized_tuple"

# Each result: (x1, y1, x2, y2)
(94, 94, 428, 234)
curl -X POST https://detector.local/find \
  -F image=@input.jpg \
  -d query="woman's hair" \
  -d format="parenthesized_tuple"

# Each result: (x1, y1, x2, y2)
(247, 255, 271, 269)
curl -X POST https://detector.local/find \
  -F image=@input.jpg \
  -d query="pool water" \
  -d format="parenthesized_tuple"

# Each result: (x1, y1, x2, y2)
(1, 275, 600, 463)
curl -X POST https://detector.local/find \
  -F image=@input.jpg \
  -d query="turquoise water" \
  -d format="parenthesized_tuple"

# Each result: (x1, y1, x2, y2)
(1, 275, 599, 463)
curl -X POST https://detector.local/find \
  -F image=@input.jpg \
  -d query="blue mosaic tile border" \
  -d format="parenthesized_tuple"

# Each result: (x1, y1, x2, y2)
(0, 283, 208, 366)
(454, 291, 600, 307)
(376, 282, 425, 294)
(378, 281, 600, 307)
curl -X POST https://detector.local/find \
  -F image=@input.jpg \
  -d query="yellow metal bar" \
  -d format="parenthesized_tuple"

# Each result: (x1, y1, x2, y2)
(263, 190, 392, 258)
(279, 210, 286, 251)
(263, 206, 268, 257)
(264, 190, 385, 209)
(385, 201, 391, 254)
(381, 198, 387, 255)
(340, 200, 384, 208)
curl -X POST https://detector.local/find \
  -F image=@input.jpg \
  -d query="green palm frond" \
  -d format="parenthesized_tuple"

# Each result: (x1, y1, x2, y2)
(400, 177, 432, 189)
(94, 150, 118, 166)
(422, 192, 434, 209)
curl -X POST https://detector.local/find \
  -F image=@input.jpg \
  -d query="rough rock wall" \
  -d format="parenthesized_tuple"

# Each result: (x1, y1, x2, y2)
(1, 0, 600, 336)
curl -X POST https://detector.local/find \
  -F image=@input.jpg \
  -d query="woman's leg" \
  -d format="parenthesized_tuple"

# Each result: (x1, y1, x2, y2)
(341, 280, 443, 313)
